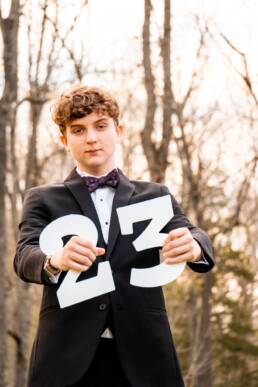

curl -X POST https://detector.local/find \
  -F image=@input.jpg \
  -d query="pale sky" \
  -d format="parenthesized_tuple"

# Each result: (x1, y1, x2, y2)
(2, 0, 258, 90)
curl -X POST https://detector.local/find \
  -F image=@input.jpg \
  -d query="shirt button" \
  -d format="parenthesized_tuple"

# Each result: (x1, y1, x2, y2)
(105, 221, 108, 225)
(99, 303, 107, 311)
(100, 198, 103, 201)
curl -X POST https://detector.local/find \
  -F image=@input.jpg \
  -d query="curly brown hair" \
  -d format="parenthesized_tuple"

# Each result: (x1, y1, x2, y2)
(51, 85, 120, 134)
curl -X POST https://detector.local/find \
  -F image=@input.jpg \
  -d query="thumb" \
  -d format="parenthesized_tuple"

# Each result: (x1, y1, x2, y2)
(96, 247, 106, 256)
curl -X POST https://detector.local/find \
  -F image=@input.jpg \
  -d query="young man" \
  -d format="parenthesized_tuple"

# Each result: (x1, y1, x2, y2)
(14, 86, 214, 387)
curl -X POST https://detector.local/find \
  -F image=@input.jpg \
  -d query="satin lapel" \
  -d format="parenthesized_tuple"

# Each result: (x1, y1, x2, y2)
(63, 168, 105, 246)
(105, 169, 135, 260)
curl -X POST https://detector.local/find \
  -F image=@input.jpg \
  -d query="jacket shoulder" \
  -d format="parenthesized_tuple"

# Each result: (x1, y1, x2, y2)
(130, 179, 169, 195)
(26, 182, 66, 195)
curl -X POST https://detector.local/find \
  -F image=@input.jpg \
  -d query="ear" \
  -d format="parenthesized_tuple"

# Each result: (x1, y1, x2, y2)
(116, 124, 124, 142)
(60, 133, 68, 149)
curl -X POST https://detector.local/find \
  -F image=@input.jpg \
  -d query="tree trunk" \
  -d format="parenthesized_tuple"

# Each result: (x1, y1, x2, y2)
(13, 281, 31, 387)
(192, 272, 212, 387)
(0, 1, 20, 386)
(141, 0, 157, 179)
(25, 101, 43, 190)
(142, 0, 174, 183)
(13, 101, 44, 387)
(0, 83, 8, 387)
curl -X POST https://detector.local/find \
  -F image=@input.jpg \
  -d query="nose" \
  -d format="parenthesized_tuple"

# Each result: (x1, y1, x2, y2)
(86, 128, 97, 143)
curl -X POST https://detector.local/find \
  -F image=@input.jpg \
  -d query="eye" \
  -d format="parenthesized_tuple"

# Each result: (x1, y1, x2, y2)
(73, 127, 84, 134)
(97, 124, 107, 129)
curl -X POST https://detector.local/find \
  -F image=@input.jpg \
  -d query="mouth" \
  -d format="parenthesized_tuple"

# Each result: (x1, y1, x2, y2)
(85, 149, 101, 154)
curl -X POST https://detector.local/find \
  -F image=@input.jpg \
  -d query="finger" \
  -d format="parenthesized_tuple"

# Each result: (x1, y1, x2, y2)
(73, 236, 98, 255)
(163, 227, 189, 245)
(169, 227, 189, 239)
(70, 245, 96, 262)
(162, 235, 190, 252)
(164, 251, 195, 264)
(66, 261, 90, 272)
(163, 243, 192, 258)
(68, 252, 94, 267)
(96, 247, 105, 256)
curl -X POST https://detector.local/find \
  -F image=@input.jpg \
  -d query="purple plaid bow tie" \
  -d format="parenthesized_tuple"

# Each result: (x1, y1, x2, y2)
(83, 169, 119, 193)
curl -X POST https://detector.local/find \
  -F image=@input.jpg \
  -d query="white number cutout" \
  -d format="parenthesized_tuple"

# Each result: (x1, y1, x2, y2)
(117, 195, 186, 287)
(39, 214, 115, 308)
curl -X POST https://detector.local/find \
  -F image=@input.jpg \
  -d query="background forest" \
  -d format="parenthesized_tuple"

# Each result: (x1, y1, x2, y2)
(0, 0, 258, 386)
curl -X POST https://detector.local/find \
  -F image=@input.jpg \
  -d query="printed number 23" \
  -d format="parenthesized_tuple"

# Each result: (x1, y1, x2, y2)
(39, 195, 186, 308)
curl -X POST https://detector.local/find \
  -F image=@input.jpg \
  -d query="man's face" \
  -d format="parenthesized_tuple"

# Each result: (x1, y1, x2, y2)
(60, 111, 123, 176)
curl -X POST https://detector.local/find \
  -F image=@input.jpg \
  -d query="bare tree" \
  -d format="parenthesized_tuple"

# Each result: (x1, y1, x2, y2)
(142, 0, 175, 183)
(0, 1, 20, 386)
(141, 3, 214, 385)
(215, 32, 258, 108)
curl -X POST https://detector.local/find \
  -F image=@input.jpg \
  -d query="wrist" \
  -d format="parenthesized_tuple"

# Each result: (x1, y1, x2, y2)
(49, 254, 60, 270)
(44, 255, 60, 276)
(191, 240, 202, 262)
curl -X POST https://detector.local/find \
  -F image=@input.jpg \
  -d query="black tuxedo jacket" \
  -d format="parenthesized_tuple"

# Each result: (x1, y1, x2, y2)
(13, 168, 214, 387)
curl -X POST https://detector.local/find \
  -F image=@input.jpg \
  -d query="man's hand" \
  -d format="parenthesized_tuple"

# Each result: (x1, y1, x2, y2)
(50, 236, 105, 272)
(162, 227, 201, 264)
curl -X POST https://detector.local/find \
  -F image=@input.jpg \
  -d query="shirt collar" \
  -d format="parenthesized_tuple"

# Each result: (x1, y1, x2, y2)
(76, 166, 118, 178)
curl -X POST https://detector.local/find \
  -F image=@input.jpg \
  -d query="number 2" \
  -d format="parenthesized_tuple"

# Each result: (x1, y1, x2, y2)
(39, 214, 115, 308)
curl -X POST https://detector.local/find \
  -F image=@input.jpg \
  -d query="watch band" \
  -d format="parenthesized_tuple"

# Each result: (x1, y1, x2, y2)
(44, 255, 60, 276)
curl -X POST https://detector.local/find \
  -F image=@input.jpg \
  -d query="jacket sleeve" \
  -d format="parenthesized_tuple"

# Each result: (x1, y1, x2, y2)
(13, 187, 56, 285)
(161, 185, 214, 273)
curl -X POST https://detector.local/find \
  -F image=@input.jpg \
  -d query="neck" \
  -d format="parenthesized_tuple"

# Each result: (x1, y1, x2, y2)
(76, 165, 117, 177)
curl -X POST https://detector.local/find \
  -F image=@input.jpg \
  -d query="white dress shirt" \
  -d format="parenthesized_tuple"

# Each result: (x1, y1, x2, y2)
(48, 167, 117, 338)
(76, 167, 116, 339)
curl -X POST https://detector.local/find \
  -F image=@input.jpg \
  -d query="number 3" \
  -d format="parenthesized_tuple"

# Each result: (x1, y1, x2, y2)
(117, 195, 185, 287)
